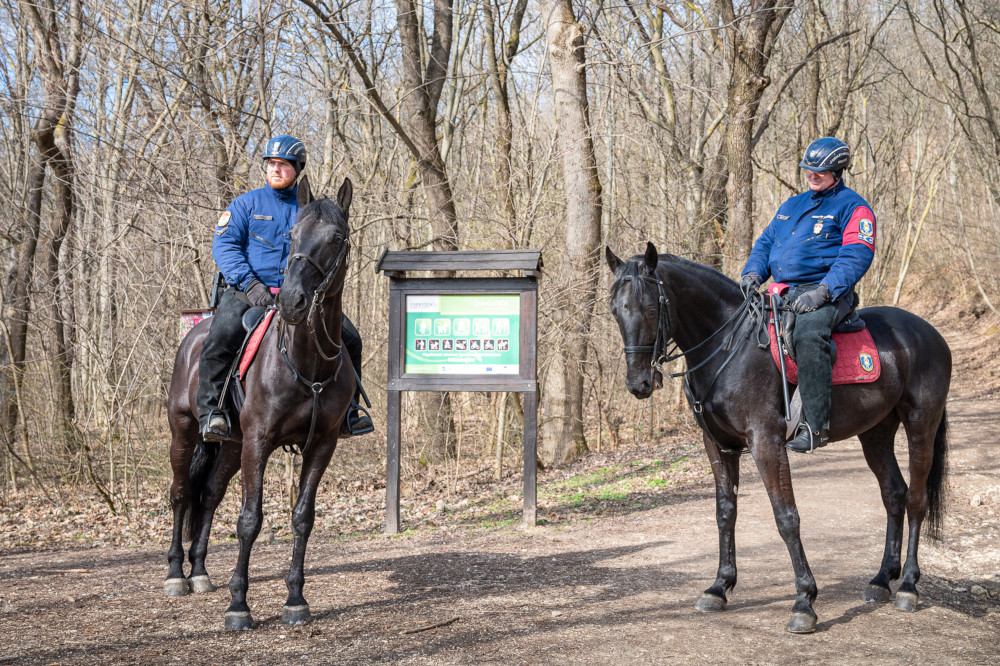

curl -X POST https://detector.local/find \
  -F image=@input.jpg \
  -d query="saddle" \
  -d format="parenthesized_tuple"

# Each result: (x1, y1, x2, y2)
(766, 283, 880, 386)
(216, 307, 276, 416)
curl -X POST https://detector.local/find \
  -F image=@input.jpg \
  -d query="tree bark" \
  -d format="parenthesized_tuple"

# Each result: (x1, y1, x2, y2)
(718, 0, 793, 276)
(538, 0, 603, 465)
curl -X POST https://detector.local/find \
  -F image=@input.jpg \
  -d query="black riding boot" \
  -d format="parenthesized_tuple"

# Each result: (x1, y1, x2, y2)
(340, 315, 374, 437)
(196, 288, 251, 441)
(786, 291, 838, 454)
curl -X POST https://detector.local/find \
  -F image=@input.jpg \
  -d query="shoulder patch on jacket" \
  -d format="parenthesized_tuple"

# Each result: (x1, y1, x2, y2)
(217, 211, 231, 228)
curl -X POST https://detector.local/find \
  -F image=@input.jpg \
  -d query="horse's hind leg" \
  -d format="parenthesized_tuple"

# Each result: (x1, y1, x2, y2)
(165, 421, 198, 596)
(187, 442, 240, 594)
(858, 415, 906, 603)
(282, 442, 338, 625)
(894, 406, 947, 612)
(696, 434, 740, 613)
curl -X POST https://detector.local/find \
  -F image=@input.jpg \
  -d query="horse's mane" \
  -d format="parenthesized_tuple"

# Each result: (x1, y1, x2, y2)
(612, 252, 740, 300)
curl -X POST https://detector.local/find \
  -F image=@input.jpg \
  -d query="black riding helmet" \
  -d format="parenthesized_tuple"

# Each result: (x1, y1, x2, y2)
(800, 137, 850, 180)
(263, 134, 307, 176)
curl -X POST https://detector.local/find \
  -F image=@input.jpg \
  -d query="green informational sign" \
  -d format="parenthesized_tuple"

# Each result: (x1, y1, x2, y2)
(405, 294, 520, 374)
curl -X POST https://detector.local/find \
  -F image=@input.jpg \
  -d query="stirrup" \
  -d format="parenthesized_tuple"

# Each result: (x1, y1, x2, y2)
(786, 423, 827, 454)
(341, 403, 374, 437)
(201, 409, 231, 442)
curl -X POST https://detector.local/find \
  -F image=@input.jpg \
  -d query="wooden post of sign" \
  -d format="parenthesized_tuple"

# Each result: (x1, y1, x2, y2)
(376, 250, 542, 535)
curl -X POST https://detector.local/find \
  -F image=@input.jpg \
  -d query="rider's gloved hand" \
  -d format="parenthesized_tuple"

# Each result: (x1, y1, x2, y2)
(740, 273, 762, 297)
(790, 284, 829, 313)
(244, 279, 274, 307)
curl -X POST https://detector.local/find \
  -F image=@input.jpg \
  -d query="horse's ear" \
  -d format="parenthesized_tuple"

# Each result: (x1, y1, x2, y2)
(605, 246, 623, 273)
(643, 242, 658, 272)
(297, 174, 313, 207)
(336, 177, 353, 214)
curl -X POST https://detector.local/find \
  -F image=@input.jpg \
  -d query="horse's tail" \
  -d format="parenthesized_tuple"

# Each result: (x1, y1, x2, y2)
(926, 408, 949, 540)
(182, 440, 219, 541)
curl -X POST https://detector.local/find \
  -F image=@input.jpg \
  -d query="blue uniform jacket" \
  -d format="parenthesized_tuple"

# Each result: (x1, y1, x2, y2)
(213, 185, 299, 290)
(741, 181, 876, 300)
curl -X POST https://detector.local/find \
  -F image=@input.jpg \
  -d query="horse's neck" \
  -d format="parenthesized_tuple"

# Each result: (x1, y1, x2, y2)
(661, 265, 742, 360)
(284, 291, 345, 375)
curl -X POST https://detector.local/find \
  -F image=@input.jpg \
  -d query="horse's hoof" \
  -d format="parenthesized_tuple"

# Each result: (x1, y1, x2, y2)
(164, 577, 191, 597)
(785, 612, 818, 634)
(895, 591, 919, 612)
(863, 584, 891, 603)
(189, 575, 215, 594)
(282, 604, 313, 625)
(695, 594, 727, 613)
(224, 611, 255, 631)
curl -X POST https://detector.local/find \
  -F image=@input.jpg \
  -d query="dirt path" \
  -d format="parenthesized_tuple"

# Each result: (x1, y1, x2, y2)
(2, 317, 999, 664)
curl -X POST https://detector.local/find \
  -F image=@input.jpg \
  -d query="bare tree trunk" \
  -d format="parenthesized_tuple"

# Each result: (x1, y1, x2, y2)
(538, 0, 603, 465)
(717, 0, 793, 275)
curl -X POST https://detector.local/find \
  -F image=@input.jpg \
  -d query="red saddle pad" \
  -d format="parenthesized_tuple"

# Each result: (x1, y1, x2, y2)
(238, 309, 277, 380)
(768, 320, 880, 385)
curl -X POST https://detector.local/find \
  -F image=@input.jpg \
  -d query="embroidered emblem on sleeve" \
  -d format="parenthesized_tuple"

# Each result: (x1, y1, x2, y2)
(215, 211, 231, 236)
(858, 218, 874, 244)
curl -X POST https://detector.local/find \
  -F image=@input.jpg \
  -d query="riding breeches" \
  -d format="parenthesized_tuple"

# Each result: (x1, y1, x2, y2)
(789, 286, 839, 433)
(196, 288, 365, 424)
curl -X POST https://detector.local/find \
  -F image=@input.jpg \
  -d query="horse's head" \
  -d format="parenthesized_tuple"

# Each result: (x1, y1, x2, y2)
(606, 242, 667, 399)
(278, 176, 353, 325)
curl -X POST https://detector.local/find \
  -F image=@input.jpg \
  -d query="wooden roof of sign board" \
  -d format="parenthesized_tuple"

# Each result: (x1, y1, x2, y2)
(375, 249, 542, 274)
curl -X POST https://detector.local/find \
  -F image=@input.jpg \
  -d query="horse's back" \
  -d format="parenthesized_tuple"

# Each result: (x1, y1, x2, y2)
(859, 306, 952, 397)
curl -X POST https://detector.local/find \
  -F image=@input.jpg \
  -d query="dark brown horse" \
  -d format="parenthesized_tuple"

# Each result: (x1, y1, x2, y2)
(606, 243, 950, 633)
(165, 178, 355, 630)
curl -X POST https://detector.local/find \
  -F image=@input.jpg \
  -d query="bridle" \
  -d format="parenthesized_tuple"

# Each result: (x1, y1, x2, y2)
(277, 228, 351, 455)
(618, 269, 765, 413)
(286, 235, 351, 361)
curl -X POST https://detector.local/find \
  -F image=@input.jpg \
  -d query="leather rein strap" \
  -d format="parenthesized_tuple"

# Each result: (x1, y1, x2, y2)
(280, 237, 350, 455)
(623, 273, 764, 413)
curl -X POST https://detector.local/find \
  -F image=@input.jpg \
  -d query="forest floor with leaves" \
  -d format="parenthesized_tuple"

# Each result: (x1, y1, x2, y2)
(1, 305, 999, 664)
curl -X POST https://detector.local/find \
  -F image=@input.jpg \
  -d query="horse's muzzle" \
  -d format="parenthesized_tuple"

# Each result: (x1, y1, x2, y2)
(277, 287, 308, 325)
(627, 369, 662, 399)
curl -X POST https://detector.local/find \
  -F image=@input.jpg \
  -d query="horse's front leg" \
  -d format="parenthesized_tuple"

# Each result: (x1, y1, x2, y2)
(283, 439, 338, 625)
(696, 433, 740, 613)
(225, 445, 269, 631)
(751, 440, 818, 634)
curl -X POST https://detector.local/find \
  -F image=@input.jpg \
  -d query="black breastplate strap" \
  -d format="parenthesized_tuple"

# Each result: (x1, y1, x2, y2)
(279, 327, 343, 456)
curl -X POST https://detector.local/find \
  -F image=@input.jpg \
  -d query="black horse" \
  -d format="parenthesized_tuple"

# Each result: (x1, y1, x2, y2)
(606, 243, 950, 634)
(165, 177, 356, 630)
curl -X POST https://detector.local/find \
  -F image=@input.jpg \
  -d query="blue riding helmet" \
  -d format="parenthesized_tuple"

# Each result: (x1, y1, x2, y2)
(263, 135, 306, 174)
(799, 137, 850, 173)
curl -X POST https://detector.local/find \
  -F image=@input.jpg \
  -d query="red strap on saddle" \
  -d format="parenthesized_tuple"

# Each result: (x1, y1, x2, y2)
(239, 309, 277, 380)
(768, 282, 789, 296)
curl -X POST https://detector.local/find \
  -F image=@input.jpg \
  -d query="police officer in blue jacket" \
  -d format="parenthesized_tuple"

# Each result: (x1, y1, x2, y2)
(197, 135, 373, 441)
(740, 137, 876, 453)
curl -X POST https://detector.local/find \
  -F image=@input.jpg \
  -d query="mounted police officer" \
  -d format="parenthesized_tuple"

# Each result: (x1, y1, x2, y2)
(740, 137, 876, 453)
(197, 134, 373, 442)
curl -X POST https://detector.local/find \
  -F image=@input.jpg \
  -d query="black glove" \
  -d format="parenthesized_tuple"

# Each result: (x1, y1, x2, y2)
(790, 284, 829, 313)
(740, 273, 762, 297)
(244, 279, 274, 307)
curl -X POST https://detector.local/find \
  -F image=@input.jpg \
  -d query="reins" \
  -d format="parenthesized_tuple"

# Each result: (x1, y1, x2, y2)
(278, 235, 350, 455)
(622, 271, 767, 413)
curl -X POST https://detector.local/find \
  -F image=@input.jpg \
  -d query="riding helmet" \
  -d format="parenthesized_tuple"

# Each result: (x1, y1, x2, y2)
(262, 135, 307, 175)
(799, 137, 850, 176)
